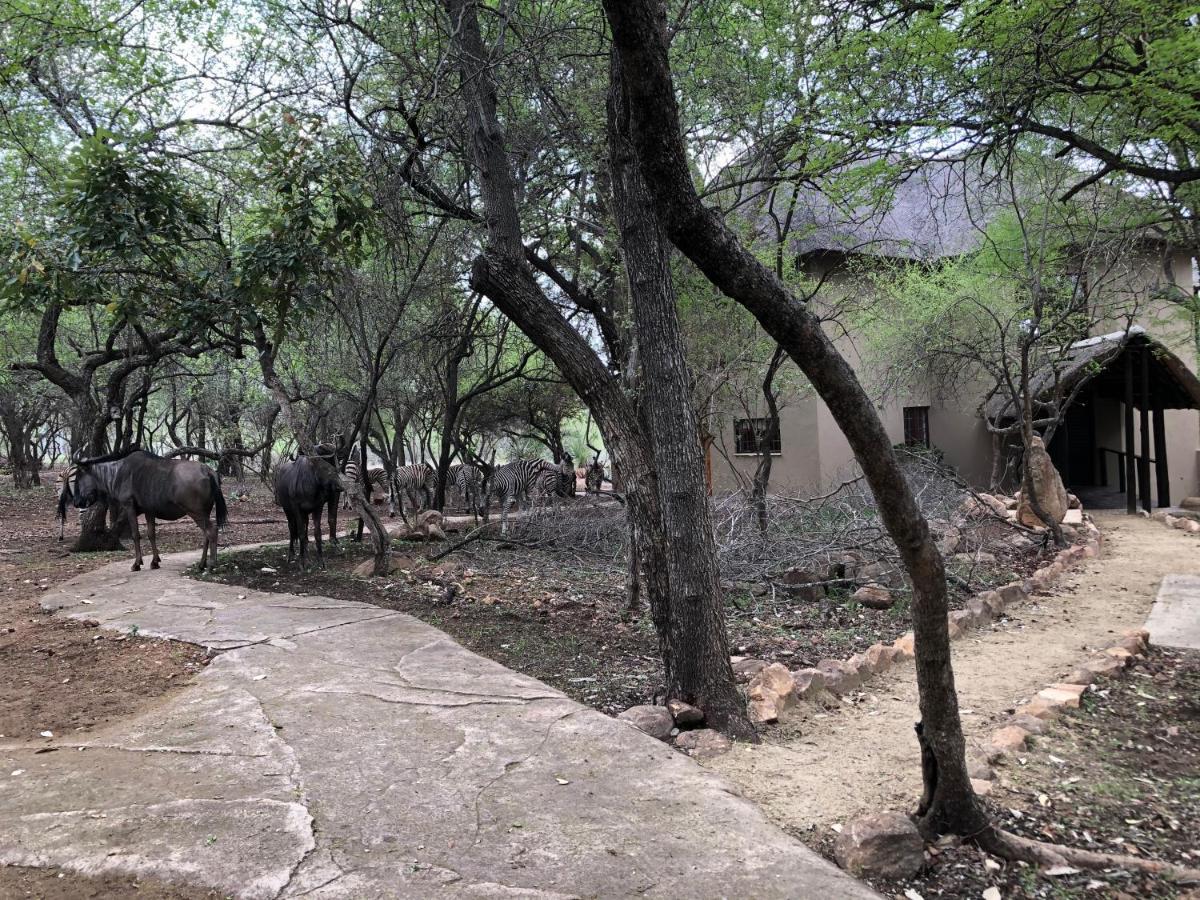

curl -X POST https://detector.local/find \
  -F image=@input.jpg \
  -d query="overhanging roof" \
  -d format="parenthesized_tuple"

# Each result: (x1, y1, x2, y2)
(986, 327, 1200, 422)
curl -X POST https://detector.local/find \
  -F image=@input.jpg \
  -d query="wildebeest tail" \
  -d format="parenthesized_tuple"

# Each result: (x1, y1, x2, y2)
(212, 471, 229, 527)
(56, 482, 71, 540)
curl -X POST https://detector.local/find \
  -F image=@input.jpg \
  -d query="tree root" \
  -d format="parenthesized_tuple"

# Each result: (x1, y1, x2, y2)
(978, 826, 1200, 884)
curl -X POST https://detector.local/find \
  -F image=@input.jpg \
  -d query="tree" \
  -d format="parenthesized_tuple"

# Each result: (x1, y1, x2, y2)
(603, 0, 983, 836)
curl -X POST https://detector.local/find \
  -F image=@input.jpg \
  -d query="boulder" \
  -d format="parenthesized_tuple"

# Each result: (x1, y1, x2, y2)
(853, 584, 894, 610)
(1180, 496, 1200, 511)
(746, 663, 797, 723)
(892, 633, 915, 661)
(667, 698, 704, 726)
(863, 642, 897, 674)
(673, 728, 732, 759)
(953, 551, 997, 566)
(965, 595, 993, 625)
(817, 659, 862, 696)
(1062, 508, 1084, 525)
(790, 667, 827, 699)
(779, 568, 824, 602)
(937, 525, 962, 556)
(617, 705, 673, 740)
(353, 555, 417, 577)
(997, 582, 1027, 608)
(1017, 697, 1062, 721)
(1083, 655, 1125, 678)
(990, 725, 1030, 754)
(971, 778, 993, 797)
(1017, 436, 1070, 527)
(978, 493, 1010, 516)
(976, 590, 1005, 616)
(1036, 684, 1084, 709)
(1008, 713, 1046, 735)
(731, 657, 768, 683)
(833, 812, 925, 880)
(1068, 493, 1082, 509)
(406, 509, 446, 542)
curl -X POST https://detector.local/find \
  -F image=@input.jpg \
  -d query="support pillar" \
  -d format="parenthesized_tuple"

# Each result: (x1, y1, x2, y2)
(1139, 348, 1152, 512)
(1153, 405, 1170, 508)
(1124, 350, 1136, 515)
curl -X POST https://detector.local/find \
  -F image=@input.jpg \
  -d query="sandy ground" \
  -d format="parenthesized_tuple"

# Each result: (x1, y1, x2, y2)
(708, 512, 1200, 833)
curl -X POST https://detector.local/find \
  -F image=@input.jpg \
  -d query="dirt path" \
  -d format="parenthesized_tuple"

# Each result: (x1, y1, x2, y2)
(708, 512, 1199, 832)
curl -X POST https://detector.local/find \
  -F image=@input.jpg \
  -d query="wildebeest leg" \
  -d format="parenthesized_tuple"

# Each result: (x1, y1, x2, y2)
(146, 515, 161, 569)
(284, 509, 298, 565)
(313, 508, 326, 569)
(298, 512, 310, 571)
(327, 495, 339, 548)
(127, 505, 144, 571)
(207, 515, 218, 570)
(189, 513, 209, 570)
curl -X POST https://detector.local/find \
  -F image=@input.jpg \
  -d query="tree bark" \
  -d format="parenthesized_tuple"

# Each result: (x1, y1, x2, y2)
(603, 0, 983, 833)
(608, 51, 751, 735)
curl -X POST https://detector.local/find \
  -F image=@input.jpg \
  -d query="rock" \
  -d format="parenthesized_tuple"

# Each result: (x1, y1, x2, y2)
(353, 555, 417, 577)
(1083, 655, 1125, 678)
(731, 657, 768, 683)
(1062, 508, 1083, 525)
(833, 811, 925, 880)
(965, 595, 993, 624)
(667, 699, 704, 726)
(937, 525, 961, 556)
(749, 582, 769, 597)
(1005, 497, 1020, 510)
(976, 590, 1004, 616)
(1018, 697, 1062, 721)
(978, 493, 1009, 516)
(948, 609, 976, 637)
(673, 728, 732, 759)
(1067, 493, 1082, 509)
(892, 633, 915, 661)
(1103, 646, 1134, 663)
(817, 659, 862, 696)
(971, 778, 993, 797)
(863, 643, 896, 674)
(406, 509, 446, 542)
(1017, 436, 1070, 527)
(853, 584, 894, 610)
(1180, 496, 1200, 511)
(858, 561, 899, 587)
(1121, 629, 1150, 654)
(746, 663, 797, 723)
(779, 568, 824, 602)
(997, 582, 1027, 608)
(1063, 667, 1096, 686)
(1036, 685, 1084, 709)
(1008, 713, 1046, 735)
(967, 757, 994, 781)
(617, 705, 674, 740)
(990, 725, 1030, 754)
(791, 668, 826, 699)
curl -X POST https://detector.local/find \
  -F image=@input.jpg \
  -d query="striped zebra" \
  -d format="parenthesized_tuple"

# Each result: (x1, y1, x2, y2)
(445, 463, 485, 518)
(340, 461, 390, 512)
(391, 463, 436, 521)
(488, 459, 572, 532)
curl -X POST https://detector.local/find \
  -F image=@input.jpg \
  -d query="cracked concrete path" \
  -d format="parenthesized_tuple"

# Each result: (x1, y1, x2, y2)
(1, 548, 876, 899)
(1147, 573, 1200, 649)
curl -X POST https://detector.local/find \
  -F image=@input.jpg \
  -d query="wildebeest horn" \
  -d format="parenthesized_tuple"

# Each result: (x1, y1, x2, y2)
(73, 444, 142, 466)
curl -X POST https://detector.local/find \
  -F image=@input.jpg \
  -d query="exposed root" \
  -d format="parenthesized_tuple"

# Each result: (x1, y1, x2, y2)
(979, 826, 1200, 884)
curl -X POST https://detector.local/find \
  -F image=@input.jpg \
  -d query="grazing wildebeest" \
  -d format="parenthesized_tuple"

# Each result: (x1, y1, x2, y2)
(274, 450, 342, 570)
(58, 447, 228, 571)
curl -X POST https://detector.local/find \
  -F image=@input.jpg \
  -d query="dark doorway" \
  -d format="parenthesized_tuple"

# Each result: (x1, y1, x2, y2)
(1047, 392, 1096, 488)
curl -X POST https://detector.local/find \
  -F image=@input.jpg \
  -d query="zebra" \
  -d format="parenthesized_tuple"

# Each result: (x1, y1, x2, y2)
(584, 460, 605, 497)
(340, 461, 390, 512)
(445, 463, 485, 519)
(486, 459, 546, 533)
(391, 463, 436, 521)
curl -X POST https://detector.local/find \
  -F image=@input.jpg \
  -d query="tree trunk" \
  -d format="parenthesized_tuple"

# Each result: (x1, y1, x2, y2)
(751, 346, 786, 535)
(608, 52, 752, 736)
(603, 0, 985, 833)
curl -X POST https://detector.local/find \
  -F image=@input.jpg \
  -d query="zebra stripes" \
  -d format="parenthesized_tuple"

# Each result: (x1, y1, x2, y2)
(340, 461, 390, 510)
(487, 459, 573, 532)
(392, 463, 436, 519)
(445, 463, 484, 517)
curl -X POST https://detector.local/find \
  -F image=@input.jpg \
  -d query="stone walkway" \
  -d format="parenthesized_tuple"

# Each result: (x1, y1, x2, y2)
(1147, 574, 1200, 649)
(0, 547, 876, 899)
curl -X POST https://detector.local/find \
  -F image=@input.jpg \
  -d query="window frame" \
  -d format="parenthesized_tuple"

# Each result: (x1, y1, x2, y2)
(733, 416, 782, 456)
(902, 406, 931, 448)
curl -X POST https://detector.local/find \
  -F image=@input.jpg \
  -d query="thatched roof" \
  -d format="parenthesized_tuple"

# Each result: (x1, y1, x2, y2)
(781, 160, 1003, 262)
(985, 327, 1200, 422)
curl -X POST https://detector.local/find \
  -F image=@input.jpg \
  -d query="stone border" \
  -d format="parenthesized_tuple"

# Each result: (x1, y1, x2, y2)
(741, 519, 1105, 723)
(1151, 509, 1200, 536)
(972, 627, 1151, 795)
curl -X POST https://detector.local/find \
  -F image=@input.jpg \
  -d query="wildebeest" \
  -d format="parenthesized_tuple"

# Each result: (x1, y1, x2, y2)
(273, 449, 343, 570)
(58, 447, 228, 571)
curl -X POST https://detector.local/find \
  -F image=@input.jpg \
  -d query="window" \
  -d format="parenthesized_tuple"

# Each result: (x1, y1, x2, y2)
(734, 417, 782, 455)
(903, 406, 930, 448)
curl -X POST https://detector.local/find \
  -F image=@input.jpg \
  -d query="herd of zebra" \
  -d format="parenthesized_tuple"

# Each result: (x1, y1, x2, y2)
(342, 456, 604, 532)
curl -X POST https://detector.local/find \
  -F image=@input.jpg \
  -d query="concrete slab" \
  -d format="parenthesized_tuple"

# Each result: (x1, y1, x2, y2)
(0, 547, 878, 899)
(1147, 574, 1200, 649)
